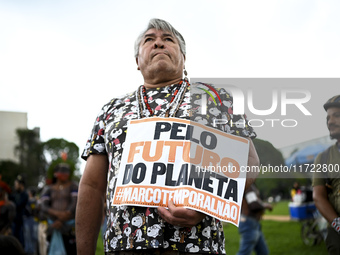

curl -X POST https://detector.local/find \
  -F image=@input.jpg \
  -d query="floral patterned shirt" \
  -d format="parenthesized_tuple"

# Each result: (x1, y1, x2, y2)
(82, 82, 255, 254)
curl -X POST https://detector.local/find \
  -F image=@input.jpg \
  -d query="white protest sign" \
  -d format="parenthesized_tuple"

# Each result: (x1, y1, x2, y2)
(112, 117, 249, 226)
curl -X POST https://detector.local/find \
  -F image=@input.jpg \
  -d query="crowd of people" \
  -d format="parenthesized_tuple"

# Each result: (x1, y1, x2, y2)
(0, 162, 79, 255)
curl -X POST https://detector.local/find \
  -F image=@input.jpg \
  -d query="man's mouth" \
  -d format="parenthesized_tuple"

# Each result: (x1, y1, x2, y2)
(152, 52, 169, 58)
(328, 125, 340, 131)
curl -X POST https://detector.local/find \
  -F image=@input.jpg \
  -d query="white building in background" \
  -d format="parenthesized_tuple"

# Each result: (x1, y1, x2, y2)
(0, 111, 28, 162)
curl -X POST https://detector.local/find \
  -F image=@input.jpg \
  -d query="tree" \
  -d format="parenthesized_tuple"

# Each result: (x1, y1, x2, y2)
(1, 131, 80, 187)
(14, 128, 46, 187)
(42, 138, 80, 182)
(42, 138, 79, 164)
(253, 138, 294, 199)
(0, 160, 22, 187)
(253, 138, 285, 166)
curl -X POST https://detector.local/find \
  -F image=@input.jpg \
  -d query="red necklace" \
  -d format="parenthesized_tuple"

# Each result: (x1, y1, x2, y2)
(138, 79, 189, 118)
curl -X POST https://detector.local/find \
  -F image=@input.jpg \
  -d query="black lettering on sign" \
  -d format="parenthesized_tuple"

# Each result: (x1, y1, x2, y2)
(188, 164, 203, 189)
(165, 164, 176, 186)
(186, 125, 199, 144)
(215, 174, 229, 197)
(154, 122, 171, 140)
(202, 170, 215, 193)
(170, 123, 186, 140)
(200, 131, 217, 150)
(123, 164, 133, 184)
(151, 163, 166, 184)
(131, 163, 146, 184)
(224, 179, 238, 202)
(176, 164, 188, 186)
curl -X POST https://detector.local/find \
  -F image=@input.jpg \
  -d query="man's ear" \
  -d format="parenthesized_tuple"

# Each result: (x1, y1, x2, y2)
(136, 58, 140, 70)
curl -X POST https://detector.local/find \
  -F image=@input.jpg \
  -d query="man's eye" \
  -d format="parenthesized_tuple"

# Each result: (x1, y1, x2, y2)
(165, 37, 174, 42)
(144, 38, 153, 43)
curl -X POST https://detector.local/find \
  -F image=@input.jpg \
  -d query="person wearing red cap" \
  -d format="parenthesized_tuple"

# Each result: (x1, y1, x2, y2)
(313, 95, 340, 255)
(40, 163, 78, 254)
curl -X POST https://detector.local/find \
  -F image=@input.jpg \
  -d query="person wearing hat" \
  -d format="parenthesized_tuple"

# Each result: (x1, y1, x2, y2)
(0, 176, 16, 235)
(313, 95, 340, 255)
(40, 163, 78, 254)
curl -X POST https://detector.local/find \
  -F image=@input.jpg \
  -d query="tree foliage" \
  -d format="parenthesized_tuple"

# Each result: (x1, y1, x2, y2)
(253, 138, 285, 166)
(42, 138, 79, 163)
(0, 131, 80, 188)
(42, 138, 80, 183)
(253, 138, 295, 199)
(14, 128, 46, 187)
(0, 160, 22, 187)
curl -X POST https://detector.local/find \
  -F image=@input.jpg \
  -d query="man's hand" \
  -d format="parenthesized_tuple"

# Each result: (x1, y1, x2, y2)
(157, 200, 205, 228)
(55, 211, 72, 222)
(263, 202, 273, 212)
(51, 220, 63, 230)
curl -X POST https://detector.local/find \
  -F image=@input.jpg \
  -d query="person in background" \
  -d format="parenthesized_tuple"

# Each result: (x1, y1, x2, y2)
(0, 175, 16, 235)
(40, 163, 78, 254)
(37, 187, 49, 255)
(313, 95, 340, 255)
(290, 181, 301, 201)
(10, 174, 29, 248)
(0, 234, 25, 255)
(23, 188, 39, 255)
(237, 183, 272, 255)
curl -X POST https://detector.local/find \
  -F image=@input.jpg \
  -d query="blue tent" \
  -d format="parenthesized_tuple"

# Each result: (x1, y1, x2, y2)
(285, 144, 329, 166)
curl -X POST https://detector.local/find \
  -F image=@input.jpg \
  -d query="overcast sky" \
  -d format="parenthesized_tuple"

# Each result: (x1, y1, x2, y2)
(1, 0, 339, 169)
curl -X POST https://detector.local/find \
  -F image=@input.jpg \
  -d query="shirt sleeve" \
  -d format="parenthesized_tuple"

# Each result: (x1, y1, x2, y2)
(81, 102, 112, 160)
(218, 87, 256, 139)
(244, 185, 264, 211)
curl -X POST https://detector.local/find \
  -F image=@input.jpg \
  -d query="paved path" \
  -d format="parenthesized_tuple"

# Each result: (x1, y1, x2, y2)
(263, 215, 291, 221)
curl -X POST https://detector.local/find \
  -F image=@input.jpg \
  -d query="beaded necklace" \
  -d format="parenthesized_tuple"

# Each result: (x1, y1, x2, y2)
(136, 79, 190, 118)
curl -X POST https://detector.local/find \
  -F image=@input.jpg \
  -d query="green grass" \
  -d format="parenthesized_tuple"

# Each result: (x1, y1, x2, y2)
(95, 230, 104, 255)
(265, 200, 290, 216)
(223, 220, 326, 255)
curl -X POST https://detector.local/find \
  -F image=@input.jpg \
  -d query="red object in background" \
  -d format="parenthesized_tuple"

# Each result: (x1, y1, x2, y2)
(61, 152, 68, 161)
(0, 175, 11, 194)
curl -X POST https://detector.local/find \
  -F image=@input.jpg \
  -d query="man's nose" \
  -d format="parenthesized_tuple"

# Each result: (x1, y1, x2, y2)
(154, 38, 165, 49)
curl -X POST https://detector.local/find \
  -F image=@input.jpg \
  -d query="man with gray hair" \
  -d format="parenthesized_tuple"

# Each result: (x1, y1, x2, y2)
(76, 18, 258, 254)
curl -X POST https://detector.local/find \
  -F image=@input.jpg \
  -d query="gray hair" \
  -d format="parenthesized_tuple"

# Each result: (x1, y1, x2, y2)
(134, 18, 186, 58)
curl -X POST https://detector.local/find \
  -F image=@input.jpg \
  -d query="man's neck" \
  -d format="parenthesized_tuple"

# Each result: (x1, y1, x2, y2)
(143, 77, 183, 89)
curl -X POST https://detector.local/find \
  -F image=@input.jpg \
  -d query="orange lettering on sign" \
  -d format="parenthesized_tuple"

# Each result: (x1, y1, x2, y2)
(128, 141, 144, 163)
(142, 141, 164, 162)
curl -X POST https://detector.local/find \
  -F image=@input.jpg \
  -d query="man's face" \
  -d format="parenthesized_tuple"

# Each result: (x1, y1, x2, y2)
(54, 167, 70, 182)
(326, 107, 340, 139)
(136, 28, 185, 83)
